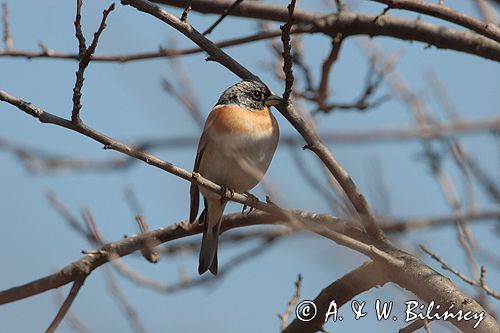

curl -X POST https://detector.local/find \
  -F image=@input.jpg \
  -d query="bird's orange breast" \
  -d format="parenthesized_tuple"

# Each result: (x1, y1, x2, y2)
(205, 104, 277, 135)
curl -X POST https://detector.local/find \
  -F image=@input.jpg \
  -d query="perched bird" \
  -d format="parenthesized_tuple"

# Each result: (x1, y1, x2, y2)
(189, 80, 284, 275)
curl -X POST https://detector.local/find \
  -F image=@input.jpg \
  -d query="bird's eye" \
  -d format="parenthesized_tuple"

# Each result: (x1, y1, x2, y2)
(252, 90, 263, 100)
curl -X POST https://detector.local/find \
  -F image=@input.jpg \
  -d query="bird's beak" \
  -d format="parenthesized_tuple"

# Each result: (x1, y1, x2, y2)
(265, 94, 286, 106)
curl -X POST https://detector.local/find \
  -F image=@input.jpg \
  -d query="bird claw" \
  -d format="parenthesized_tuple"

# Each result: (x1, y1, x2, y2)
(242, 192, 258, 215)
(220, 185, 235, 204)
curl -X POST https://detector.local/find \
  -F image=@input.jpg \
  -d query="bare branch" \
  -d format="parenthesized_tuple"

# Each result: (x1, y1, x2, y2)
(474, 0, 498, 24)
(153, 0, 500, 61)
(380, 209, 500, 234)
(202, 0, 243, 35)
(180, 0, 193, 21)
(280, 0, 296, 101)
(0, 210, 364, 305)
(370, 0, 500, 43)
(135, 216, 161, 263)
(0, 28, 310, 62)
(53, 289, 94, 333)
(103, 268, 149, 333)
(45, 278, 86, 333)
(279, 274, 302, 332)
(283, 261, 389, 333)
(2, 2, 13, 49)
(420, 245, 500, 300)
(316, 34, 343, 109)
(72, 2, 115, 124)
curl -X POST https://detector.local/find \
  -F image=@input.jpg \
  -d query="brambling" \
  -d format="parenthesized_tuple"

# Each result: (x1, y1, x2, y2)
(189, 80, 284, 275)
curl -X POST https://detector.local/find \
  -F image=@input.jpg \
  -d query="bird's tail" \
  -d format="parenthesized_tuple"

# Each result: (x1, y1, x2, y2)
(198, 199, 225, 275)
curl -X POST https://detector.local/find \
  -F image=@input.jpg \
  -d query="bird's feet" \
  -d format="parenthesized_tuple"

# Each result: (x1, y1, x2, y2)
(242, 192, 258, 215)
(220, 185, 235, 204)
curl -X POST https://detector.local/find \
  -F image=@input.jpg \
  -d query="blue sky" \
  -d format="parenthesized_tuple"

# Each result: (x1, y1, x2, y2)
(0, 1, 499, 332)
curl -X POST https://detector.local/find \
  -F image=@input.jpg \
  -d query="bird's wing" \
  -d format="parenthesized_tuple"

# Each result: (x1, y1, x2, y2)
(189, 118, 214, 223)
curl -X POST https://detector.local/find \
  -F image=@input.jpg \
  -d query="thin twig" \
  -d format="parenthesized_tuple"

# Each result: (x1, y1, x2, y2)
(426, 70, 500, 204)
(2, 2, 13, 49)
(0, 28, 308, 62)
(316, 34, 343, 109)
(473, 0, 497, 24)
(202, 0, 243, 35)
(124, 185, 144, 217)
(135, 216, 161, 263)
(280, 0, 297, 101)
(279, 274, 302, 332)
(379, 209, 500, 234)
(72, 2, 115, 124)
(420, 245, 500, 299)
(103, 268, 149, 333)
(180, 0, 193, 21)
(52, 289, 94, 333)
(163, 53, 205, 128)
(45, 278, 86, 333)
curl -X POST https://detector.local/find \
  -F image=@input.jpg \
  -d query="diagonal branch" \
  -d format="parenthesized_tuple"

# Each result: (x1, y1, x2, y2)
(180, 0, 193, 21)
(421, 245, 500, 299)
(45, 278, 86, 333)
(283, 261, 389, 333)
(202, 0, 243, 35)
(0, 90, 279, 216)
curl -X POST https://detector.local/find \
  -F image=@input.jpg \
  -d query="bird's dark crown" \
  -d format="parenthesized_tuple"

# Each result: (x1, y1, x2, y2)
(216, 80, 272, 110)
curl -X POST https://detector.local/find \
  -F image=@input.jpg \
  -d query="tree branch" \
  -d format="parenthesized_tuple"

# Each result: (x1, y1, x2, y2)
(0, 211, 363, 305)
(0, 28, 311, 62)
(283, 261, 389, 333)
(2, 2, 13, 49)
(280, 0, 296, 101)
(45, 278, 86, 333)
(202, 0, 243, 35)
(369, 0, 500, 43)
(421, 245, 500, 299)
(152, 0, 500, 61)
(71, 2, 115, 124)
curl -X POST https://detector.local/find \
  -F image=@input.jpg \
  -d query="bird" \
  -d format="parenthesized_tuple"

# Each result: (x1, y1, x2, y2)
(189, 79, 284, 275)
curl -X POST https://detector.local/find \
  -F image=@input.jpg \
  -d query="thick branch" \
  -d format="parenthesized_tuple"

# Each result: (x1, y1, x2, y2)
(283, 261, 389, 333)
(0, 211, 362, 305)
(153, 0, 500, 61)
(370, 0, 500, 43)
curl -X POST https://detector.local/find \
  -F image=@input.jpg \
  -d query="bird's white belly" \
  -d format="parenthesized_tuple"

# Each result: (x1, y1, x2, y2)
(199, 131, 278, 194)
